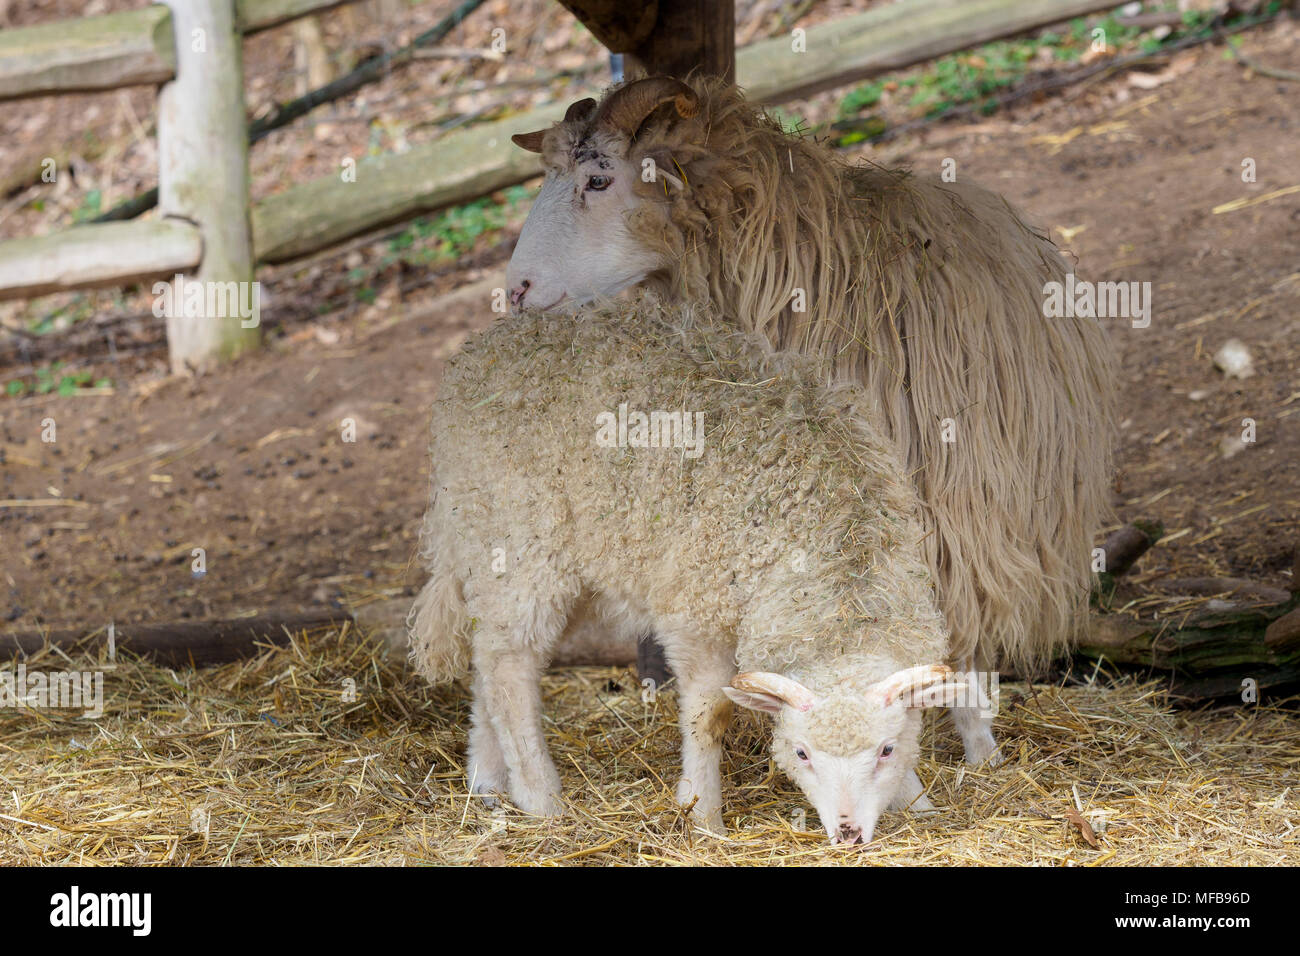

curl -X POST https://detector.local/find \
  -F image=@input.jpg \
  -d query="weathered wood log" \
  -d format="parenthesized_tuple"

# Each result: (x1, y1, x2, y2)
(0, 609, 351, 667)
(1079, 596, 1300, 700)
(158, 0, 260, 373)
(251, 100, 568, 263)
(1100, 521, 1162, 578)
(237, 0, 356, 35)
(0, 600, 642, 671)
(9, 597, 1293, 697)
(0, 220, 201, 301)
(1156, 577, 1291, 604)
(737, 0, 1127, 103)
(0, 5, 176, 100)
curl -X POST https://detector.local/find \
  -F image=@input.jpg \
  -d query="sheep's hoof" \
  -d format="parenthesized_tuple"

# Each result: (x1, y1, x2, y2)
(891, 791, 937, 814)
(966, 744, 1005, 769)
(468, 772, 507, 806)
(910, 797, 939, 817)
(963, 732, 1003, 768)
(690, 808, 726, 835)
(513, 789, 565, 818)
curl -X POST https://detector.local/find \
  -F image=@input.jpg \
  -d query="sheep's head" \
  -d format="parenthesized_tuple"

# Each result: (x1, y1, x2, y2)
(505, 77, 700, 311)
(724, 665, 962, 845)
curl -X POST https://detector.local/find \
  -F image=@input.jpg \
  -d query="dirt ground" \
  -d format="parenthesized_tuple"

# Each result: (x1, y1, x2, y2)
(2, 14, 1296, 639)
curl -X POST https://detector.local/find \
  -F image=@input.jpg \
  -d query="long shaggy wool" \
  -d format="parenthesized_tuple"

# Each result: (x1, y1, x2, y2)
(409, 299, 948, 688)
(542, 78, 1116, 673)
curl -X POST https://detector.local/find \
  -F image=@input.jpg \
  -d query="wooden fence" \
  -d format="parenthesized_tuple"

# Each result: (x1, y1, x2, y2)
(0, 0, 1120, 372)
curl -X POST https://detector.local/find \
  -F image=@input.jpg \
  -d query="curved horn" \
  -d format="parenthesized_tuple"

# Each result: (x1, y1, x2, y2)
(731, 672, 817, 712)
(593, 77, 699, 139)
(564, 96, 597, 123)
(511, 129, 547, 153)
(873, 664, 955, 708)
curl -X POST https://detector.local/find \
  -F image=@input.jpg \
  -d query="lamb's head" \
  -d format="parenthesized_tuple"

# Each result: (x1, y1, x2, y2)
(505, 77, 702, 311)
(724, 665, 962, 845)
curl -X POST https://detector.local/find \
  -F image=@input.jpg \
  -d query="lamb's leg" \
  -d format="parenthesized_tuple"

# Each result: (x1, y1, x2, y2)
(466, 668, 508, 804)
(663, 640, 735, 833)
(950, 654, 1002, 766)
(468, 575, 577, 816)
(890, 768, 937, 814)
(475, 640, 565, 816)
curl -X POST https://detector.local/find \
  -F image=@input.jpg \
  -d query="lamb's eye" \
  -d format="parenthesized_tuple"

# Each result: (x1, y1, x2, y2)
(880, 744, 894, 758)
(795, 748, 810, 762)
(586, 175, 612, 191)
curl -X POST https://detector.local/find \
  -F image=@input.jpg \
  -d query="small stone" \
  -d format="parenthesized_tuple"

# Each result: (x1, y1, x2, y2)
(1213, 339, 1254, 379)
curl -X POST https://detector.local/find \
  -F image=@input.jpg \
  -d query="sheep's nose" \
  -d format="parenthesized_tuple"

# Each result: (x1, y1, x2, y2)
(509, 280, 531, 307)
(837, 823, 862, 844)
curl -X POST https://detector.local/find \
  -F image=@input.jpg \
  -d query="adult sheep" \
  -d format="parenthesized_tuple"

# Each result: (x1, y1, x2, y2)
(410, 297, 970, 842)
(504, 76, 1115, 762)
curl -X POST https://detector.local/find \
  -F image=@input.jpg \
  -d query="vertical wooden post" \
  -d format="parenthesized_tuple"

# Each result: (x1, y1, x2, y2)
(157, 0, 259, 374)
(625, 0, 735, 82)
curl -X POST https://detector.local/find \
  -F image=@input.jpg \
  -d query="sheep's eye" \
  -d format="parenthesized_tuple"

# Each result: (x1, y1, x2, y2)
(586, 175, 612, 191)
(795, 748, 810, 762)
(880, 744, 894, 758)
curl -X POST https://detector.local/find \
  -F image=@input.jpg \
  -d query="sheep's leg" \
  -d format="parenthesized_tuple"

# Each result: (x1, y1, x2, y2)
(475, 640, 565, 816)
(466, 668, 508, 804)
(950, 654, 1002, 766)
(890, 768, 937, 814)
(663, 639, 735, 833)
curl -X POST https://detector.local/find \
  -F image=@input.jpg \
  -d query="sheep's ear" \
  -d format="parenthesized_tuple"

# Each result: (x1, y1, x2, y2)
(873, 664, 959, 709)
(723, 685, 784, 714)
(564, 97, 597, 123)
(726, 672, 816, 713)
(511, 129, 547, 153)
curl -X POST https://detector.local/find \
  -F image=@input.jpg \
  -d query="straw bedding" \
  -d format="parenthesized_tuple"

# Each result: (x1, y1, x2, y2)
(1, 627, 1295, 865)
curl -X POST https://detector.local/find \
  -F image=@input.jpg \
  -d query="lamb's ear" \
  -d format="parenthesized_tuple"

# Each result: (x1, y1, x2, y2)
(722, 686, 784, 714)
(873, 664, 960, 709)
(725, 672, 816, 714)
(511, 129, 547, 153)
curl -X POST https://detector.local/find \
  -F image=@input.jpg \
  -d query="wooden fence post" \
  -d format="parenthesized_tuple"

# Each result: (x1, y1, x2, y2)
(157, 0, 259, 374)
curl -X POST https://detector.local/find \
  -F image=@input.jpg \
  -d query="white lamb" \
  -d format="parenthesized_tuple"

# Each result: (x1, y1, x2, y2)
(409, 297, 970, 843)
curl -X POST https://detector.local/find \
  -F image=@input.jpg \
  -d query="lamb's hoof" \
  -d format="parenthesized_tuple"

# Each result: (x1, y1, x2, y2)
(963, 732, 1004, 768)
(691, 808, 726, 835)
(909, 794, 939, 816)
(676, 780, 725, 833)
(468, 775, 506, 808)
(514, 789, 565, 818)
(889, 790, 937, 814)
